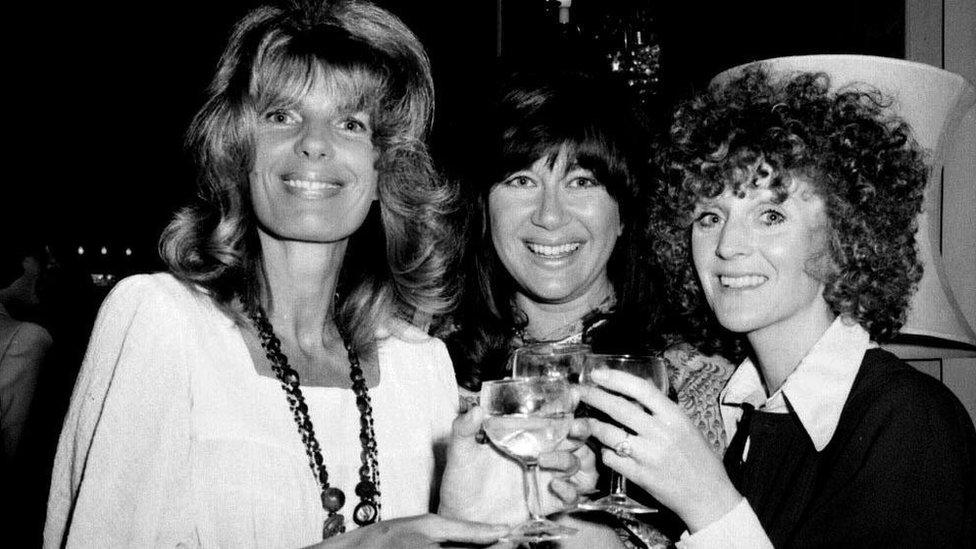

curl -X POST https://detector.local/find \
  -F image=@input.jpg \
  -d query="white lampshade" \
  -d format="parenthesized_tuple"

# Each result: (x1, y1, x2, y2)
(711, 55, 976, 347)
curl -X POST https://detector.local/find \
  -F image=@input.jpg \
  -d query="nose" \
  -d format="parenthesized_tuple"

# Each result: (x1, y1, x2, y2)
(295, 122, 334, 160)
(715, 216, 752, 259)
(530, 186, 569, 229)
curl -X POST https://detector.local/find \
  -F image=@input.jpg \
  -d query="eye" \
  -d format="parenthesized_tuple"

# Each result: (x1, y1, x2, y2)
(264, 110, 297, 125)
(759, 209, 786, 226)
(566, 176, 601, 189)
(339, 116, 369, 134)
(694, 210, 722, 229)
(501, 174, 535, 188)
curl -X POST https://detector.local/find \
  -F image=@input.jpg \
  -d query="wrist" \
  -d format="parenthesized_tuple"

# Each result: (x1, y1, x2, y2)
(682, 486, 743, 533)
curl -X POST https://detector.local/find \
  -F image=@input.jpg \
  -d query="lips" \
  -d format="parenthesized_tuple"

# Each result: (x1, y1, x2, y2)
(283, 178, 341, 191)
(525, 242, 581, 258)
(282, 170, 345, 187)
(279, 172, 345, 198)
(719, 274, 768, 289)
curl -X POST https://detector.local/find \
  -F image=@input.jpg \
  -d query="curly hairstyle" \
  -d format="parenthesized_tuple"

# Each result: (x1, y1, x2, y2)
(650, 66, 928, 351)
(443, 69, 667, 391)
(159, 0, 461, 354)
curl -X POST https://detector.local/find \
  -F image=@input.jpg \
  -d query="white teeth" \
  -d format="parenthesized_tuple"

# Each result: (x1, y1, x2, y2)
(720, 275, 767, 289)
(526, 242, 580, 256)
(284, 179, 338, 191)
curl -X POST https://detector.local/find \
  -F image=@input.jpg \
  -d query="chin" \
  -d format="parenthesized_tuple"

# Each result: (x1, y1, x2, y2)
(712, 308, 765, 334)
(522, 283, 577, 304)
(529, 291, 575, 304)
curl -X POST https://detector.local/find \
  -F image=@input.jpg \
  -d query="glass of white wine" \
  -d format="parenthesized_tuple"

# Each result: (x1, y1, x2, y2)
(480, 376, 579, 542)
(509, 342, 590, 381)
(577, 354, 669, 516)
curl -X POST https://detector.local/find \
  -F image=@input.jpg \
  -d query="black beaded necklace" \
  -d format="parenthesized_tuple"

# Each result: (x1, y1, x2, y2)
(248, 306, 380, 539)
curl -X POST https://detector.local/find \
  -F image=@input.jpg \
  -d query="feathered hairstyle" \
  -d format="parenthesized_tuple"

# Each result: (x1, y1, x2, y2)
(160, 0, 461, 353)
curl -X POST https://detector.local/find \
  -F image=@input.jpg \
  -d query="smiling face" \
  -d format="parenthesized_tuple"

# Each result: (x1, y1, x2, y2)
(691, 178, 835, 340)
(488, 146, 622, 306)
(249, 68, 379, 244)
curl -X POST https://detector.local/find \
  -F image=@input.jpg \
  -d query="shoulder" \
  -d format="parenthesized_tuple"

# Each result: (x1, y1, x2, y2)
(379, 323, 449, 362)
(663, 341, 736, 389)
(106, 272, 203, 307)
(101, 273, 220, 324)
(840, 348, 976, 460)
(825, 349, 976, 538)
(86, 273, 232, 364)
(10, 320, 53, 348)
(378, 323, 459, 406)
(0, 319, 52, 367)
(851, 349, 968, 418)
(663, 341, 734, 368)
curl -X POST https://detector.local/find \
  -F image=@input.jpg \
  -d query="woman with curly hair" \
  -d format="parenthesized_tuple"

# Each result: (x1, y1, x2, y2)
(582, 66, 976, 547)
(44, 2, 590, 547)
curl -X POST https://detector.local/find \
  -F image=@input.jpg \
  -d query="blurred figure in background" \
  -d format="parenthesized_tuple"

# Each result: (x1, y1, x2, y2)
(0, 242, 52, 468)
(6, 242, 101, 547)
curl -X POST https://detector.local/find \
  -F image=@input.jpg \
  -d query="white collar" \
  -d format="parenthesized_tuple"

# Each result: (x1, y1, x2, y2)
(721, 317, 873, 451)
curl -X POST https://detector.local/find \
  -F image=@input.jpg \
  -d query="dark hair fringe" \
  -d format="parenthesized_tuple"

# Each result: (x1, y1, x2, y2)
(442, 69, 668, 391)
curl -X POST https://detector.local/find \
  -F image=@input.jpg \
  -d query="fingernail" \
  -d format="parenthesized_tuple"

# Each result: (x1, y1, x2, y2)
(589, 368, 608, 382)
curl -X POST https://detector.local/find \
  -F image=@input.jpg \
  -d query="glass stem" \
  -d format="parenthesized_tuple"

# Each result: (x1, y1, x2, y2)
(610, 471, 627, 497)
(523, 463, 545, 521)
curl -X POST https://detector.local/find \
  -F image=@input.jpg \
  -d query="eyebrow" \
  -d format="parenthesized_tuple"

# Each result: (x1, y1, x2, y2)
(332, 94, 371, 115)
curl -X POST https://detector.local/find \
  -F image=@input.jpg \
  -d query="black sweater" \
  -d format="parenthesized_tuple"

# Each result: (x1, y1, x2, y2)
(730, 349, 976, 548)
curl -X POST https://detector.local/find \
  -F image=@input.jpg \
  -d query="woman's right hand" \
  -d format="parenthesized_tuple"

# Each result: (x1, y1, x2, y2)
(438, 405, 597, 524)
(580, 367, 743, 532)
(310, 514, 508, 548)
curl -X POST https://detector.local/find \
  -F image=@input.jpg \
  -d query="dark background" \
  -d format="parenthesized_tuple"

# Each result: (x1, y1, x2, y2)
(4, 0, 902, 276)
(2, 1, 904, 545)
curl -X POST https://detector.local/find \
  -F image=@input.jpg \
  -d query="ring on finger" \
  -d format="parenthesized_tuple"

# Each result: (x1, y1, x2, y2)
(614, 433, 634, 458)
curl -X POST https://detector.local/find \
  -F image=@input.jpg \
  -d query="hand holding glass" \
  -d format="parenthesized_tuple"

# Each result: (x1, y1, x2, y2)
(480, 376, 579, 542)
(578, 354, 669, 516)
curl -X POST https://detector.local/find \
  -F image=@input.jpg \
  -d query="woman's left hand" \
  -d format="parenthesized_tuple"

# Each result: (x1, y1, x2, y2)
(580, 368, 742, 531)
(438, 405, 598, 524)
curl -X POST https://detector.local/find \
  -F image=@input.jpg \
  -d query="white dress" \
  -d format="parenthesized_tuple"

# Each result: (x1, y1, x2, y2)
(44, 273, 459, 548)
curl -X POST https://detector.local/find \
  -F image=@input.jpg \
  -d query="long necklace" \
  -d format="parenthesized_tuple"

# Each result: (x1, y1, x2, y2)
(248, 306, 380, 539)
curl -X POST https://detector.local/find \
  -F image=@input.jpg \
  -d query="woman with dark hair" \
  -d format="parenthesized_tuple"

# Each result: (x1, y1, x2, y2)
(442, 69, 735, 546)
(582, 67, 976, 547)
(446, 69, 651, 373)
(44, 2, 585, 547)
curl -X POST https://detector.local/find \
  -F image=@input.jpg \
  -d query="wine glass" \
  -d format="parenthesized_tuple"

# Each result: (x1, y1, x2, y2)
(480, 376, 579, 542)
(509, 343, 599, 506)
(509, 342, 590, 381)
(577, 354, 669, 516)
